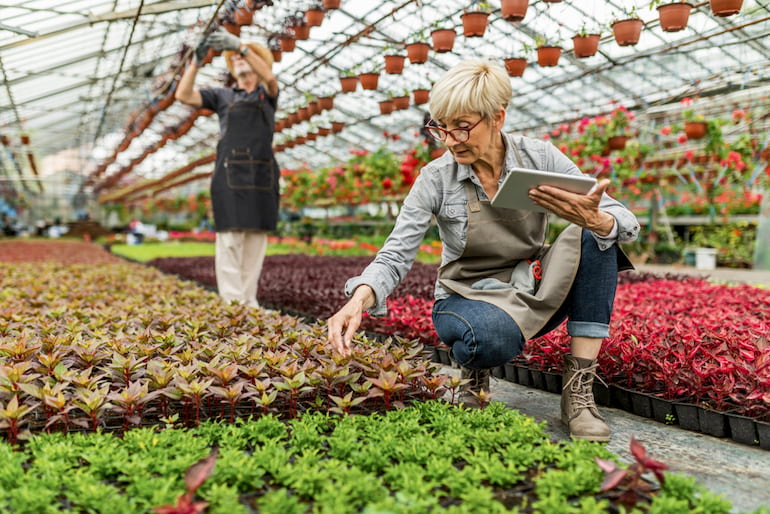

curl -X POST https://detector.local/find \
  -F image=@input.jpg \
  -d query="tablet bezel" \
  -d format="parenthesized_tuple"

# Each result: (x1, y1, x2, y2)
(490, 167, 597, 212)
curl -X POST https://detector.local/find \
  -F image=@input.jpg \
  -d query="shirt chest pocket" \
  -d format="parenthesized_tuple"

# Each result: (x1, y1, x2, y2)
(437, 201, 468, 250)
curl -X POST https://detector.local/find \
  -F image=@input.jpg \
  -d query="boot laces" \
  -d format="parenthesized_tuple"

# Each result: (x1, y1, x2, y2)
(564, 363, 607, 414)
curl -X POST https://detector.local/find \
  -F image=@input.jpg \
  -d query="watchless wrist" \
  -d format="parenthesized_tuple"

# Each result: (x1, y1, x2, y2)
(239, 46, 248, 57)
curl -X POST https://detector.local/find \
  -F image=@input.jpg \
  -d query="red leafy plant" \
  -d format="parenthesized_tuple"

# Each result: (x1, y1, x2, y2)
(595, 436, 669, 509)
(153, 448, 218, 514)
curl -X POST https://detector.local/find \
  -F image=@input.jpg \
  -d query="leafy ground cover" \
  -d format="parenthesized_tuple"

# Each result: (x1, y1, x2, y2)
(0, 401, 735, 513)
(147, 254, 770, 419)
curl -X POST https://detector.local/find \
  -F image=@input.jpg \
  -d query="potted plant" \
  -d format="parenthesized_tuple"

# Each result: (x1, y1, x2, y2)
(503, 43, 532, 77)
(534, 35, 562, 67)
(606, 105, 635, 150)
(501, 0, 529, 22)
(710, 0, 743, 16)
(286, 12, 310, 41)
(681, 97, 707, 139)
(267, 34, 282, 63)
(279, 30, 296, 52)
(305, 2, 325, 27)
(650, 0, 693, 32)
(383, 45, 406, 74)
(572, 24, 601, 58)
(392, 89, 411, 110)
(358, 64, 381, 91)
(430, 19, 456, 53)
(461, 1, 491, 37)
(611, 7, 644, 46)
(379, 94, 395, 115)
(322, 0, 341, 9)
(405, 30, 430, 64)
(339, 67, 359, 93)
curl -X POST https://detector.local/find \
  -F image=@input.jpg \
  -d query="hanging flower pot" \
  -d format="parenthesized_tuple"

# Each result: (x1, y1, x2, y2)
(503, 57, 527, 77)
(298, 106, 310, 121)
(379, 99, 395, 115)
(392, 95, 410, 110)
(339, 76, 358, 93)
(293, 23, 310, 41)
(684, 121, 708, 139)
(709, 0, 743, 16)
(20, 134, 30, 145)
(318, 95, 335, 110)
(607, 135, 629, 150)
(657, 2, 692, 32)
(308, 100, 320, 116)
(412, 88, 430, 105)
(430, 29, 456, 53)
(572, 34, 600, 58)
(323, 0, 341, 9)
(384, 54, 406, 74)
(405, 42, 430, 64)
(359, 72, 380, 90)
(331, 121, 346, 133)
(460, 12, 489, 37)
(233, 7, 254, 25)
(318, 127, 331, 136)
(279, 34, 296, 52)
(501, 0, 529, 21)
(536, 46, 562, 67)
(305, 7, 325, 27)
(611, 18, 644, 46)
(270, 48, 282, 62)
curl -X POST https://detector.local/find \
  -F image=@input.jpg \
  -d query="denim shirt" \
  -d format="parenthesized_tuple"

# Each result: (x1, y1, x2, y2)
(345, 133, 640, 316)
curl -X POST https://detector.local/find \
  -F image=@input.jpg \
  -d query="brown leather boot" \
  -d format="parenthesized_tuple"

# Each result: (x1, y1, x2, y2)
(561, 354, 610, 442)
(457, 366, 490, 408)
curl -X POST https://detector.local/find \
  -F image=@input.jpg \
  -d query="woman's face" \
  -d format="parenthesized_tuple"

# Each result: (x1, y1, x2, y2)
(435, 112, 500, 166)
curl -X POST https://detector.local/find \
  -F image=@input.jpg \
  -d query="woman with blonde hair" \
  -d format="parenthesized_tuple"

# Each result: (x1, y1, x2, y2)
(327, 60, 639, 442)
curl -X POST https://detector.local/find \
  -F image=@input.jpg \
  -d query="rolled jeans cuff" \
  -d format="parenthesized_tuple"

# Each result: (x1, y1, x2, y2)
(567, 321, 610, 339)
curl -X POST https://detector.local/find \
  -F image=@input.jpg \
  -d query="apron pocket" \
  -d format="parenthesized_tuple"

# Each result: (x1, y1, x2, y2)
(225, 158, 274, 190)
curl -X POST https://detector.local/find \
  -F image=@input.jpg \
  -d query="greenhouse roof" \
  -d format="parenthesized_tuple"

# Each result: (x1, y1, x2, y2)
(0, 0, 768, 199)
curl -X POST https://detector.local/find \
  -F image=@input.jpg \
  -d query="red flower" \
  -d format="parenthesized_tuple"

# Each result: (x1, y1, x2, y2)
(382, 177, 392, 189)
(660, 126, 672, 136)
(677, 134, 688, 144)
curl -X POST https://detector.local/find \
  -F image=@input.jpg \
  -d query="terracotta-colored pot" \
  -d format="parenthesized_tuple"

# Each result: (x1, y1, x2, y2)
(318, 96, 335, 110)
(223, 22, 241, 37)
(536, 46, 561, 66)
(318, 127, 331, 137)
(461, 12, 489, 37)
(279, 35, 296, 52)
(384, 54, 406, 74)
(412, 89, 430, 105)
(503, 57, 527, 77)
(572, 34, 600, 58)
(379, 100, 395, 115)
(607, 135, 629, 150)
(331, 121, 346, 133)
(611, 18, 643, 46)
(406, 42, 430, 64)
(298, 107, 310, 121)
(339, 76, 358, 93)
(306, 8, 325, 27)
(270, 49, 282, 62)
(501, 0, 529, 21)
(392, 96, 410, 110)
(430, 29, 455, 53)
(684, 121, 708, 139)
(293, 24, 310, 41)
(323, 0, 341, 8)
(709, 0, 743, 16)
(359, 72, 380, 90)
(657, 2, 692, 32)
(308, 101, 320, 116)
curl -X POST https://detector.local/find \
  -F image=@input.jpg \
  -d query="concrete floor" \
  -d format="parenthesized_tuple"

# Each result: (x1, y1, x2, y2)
(443, 368, 770, 514)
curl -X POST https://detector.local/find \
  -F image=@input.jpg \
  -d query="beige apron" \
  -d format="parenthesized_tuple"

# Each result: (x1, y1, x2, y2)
(439, 144, 594, 340)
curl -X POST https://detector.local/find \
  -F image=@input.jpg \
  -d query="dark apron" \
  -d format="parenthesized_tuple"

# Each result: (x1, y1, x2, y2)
(211, 97, 279, 232)
(438, 143, 628, 340)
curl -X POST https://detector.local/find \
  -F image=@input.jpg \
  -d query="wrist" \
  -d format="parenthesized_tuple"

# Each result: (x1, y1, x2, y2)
(239, 45, 248, 57)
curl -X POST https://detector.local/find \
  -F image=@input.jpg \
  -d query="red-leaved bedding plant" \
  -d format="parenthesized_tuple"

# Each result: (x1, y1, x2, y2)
(0, 254, 448, 444)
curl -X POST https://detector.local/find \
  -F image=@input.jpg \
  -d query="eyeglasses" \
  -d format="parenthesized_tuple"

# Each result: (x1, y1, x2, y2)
(424, 117, 484, 143)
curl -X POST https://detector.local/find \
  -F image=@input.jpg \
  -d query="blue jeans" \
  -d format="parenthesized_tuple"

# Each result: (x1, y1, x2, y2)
(432, 229, 619, 369)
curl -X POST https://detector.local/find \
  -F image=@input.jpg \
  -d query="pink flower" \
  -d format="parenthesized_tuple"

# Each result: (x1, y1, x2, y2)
(660, 126, 672, 136)
(732, 109, 746, 121)
(678, 134, 688, 144)
(680, 97, 693, 106)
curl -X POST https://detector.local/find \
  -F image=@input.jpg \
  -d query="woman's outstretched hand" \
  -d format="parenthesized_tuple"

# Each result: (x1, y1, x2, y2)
(326, 285, 375, 356)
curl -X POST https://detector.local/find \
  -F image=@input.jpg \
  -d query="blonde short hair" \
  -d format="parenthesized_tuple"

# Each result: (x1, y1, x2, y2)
(223, 42, 273, 77)
(429, 60, 511, 122)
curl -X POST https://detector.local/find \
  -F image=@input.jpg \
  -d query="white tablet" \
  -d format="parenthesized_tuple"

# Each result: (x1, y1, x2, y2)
(490, 167, 597, 212)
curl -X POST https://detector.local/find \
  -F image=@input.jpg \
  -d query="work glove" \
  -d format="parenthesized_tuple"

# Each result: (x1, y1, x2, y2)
(207, 27, 241, 52)
(193, 35, 210, 67)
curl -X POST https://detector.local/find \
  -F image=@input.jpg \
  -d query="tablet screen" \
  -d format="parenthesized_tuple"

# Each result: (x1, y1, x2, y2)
(490, 167, 597, 212)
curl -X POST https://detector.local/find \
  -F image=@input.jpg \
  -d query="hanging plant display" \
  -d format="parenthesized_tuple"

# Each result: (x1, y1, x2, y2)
(460, 11, 489, 37)
(412, 88, 430, 105)
(572, 33, 600, 58)
(405, 42, 430, 64)
(501, 0, 529, 21)
(359, 72, 380, 90)
(709, 0, 743, 16)
(430, 29, 456, 53)
(656, 2, 693, 32)
(503, 57, 527, 77)
(384, 54, 406, 74)
(536, 45, 562, 67)
(611, 17, 644, 46)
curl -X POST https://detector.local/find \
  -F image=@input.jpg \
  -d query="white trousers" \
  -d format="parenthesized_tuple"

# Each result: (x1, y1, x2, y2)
(215, 231, 267, 308)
